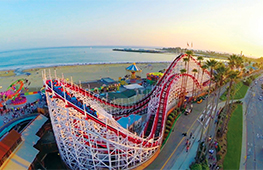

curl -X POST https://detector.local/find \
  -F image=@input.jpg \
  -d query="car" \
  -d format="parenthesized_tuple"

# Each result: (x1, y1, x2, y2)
(185, 108, 192, 115)
(259, 96, 262, 101)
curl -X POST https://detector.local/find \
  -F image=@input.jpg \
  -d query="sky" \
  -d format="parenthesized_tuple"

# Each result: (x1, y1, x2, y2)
(0, 0, 263, 57)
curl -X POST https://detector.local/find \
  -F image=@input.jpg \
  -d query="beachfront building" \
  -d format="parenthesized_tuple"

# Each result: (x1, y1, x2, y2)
(43, 54, 211, 169)
(82, 77, 120, 93)
(0, 114, 48, 170)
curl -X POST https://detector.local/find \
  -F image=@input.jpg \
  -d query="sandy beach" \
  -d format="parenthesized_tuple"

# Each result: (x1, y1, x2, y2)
(0, 62, 170, 92)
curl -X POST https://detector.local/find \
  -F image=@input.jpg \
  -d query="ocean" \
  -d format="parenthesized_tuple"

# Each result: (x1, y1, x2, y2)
(0, 46, 177, 71)
(0, 46, 176, 128)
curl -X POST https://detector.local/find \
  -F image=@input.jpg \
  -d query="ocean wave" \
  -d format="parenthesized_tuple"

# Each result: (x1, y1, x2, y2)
(0, 46, 177, 71)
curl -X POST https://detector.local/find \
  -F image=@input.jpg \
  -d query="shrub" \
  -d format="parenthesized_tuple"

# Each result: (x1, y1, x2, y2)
(165, 129, 169, 134)
(170, 112, 175, 117)
(243, 78, 252, 86)
(168, 115, 173, 120)
(250, 75, 256, 81)
(165, 125, 171, 130)
(201, 159, 209, 170)
(166, 120, 172, 125)
(190, 163, 202, 170)
(216, 154, 222, 161)
(216, 144, 221, 152)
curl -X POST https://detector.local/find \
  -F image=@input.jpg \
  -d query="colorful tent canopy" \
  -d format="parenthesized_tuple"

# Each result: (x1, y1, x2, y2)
(126, 63, 141, 72)
(123, 83, 144, 90)
(147, 72, 164, 77)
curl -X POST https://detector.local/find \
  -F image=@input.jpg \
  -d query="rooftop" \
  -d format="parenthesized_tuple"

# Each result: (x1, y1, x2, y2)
(0, 129, 21, 160)
(1, 114, 48, 170)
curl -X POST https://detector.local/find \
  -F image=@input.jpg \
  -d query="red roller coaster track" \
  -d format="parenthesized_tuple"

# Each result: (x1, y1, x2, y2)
(44, 53, 212, 169)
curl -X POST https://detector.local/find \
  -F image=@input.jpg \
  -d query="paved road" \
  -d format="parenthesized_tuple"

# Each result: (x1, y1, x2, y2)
(242, 77, 263, 170)
(145, 100, 206, 169)
(146, 89, 222, 170)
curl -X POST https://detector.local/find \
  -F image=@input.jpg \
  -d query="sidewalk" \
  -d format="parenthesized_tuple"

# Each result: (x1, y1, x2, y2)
(239, 101, 247, 170)
(171, 124, 202, 169)
(171, 98, 230, 169)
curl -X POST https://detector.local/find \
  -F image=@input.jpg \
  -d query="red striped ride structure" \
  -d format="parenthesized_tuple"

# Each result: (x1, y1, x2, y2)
(43, 54, 211, 170)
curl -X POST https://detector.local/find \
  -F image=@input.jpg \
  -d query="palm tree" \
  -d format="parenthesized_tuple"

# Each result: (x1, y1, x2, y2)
(205, 59, 218, 93)
(205, 59, 218, 121)
(192, 68, 198, 97)
(200, 65, 208, 87)
(235, 56, 244, 71)
(186, 50, 193, 73)
(197, 56, 204, 84)
(220, 70, 241, 136)
(180, 69, 187, 108)
(212, 63, 229, 137)
(201, 59, 218, 157)
(228, 54, 237, 70)
(197, 56, 204, 65)
(185, 51, 193, 96)
(183, 57, 189, 96)
(183, 57, 189, 69)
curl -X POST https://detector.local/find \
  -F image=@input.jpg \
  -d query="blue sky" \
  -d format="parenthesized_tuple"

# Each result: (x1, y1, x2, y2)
(1, 0, 263, 57)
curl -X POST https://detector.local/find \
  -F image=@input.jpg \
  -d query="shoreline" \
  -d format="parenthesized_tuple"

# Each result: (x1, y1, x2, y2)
(0, 62, 170, 92)
(0, 61, 171, 76)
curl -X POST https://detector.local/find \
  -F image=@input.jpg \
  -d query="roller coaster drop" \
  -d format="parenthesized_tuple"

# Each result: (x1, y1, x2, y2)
(43, 54, 211, 170)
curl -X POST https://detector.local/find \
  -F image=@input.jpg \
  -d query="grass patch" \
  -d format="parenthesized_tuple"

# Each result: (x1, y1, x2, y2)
(223, 104, 242, 170)
(233, 83, 249, 99)
(220, 82, 249, 101)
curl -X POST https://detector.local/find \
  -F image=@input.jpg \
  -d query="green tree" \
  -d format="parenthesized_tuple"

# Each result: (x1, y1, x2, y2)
(180, 69, 187, 107)
(186, 50, 193, 73)
(213, 63, 229, 138)
(228, 54, 238, 70)
(200, 65, 208, 87)
(221, 70, 241, 135)
(202, 59, 218, 156)
(192, 68, 198, 97)
(197, 56, 204, 85)
(185, 51, 193, 98)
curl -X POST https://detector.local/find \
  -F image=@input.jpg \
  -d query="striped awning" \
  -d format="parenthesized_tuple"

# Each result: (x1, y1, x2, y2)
(126, 63, 141, 72)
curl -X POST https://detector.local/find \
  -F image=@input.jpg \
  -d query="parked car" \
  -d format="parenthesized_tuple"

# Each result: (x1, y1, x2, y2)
(185, 108, 192, 115)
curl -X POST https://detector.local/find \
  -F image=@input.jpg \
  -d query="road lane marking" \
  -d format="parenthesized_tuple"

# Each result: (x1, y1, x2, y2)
(160, 116, 200, 170)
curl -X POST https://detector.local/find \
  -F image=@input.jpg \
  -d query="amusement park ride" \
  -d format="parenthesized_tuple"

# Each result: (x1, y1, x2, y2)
(43, 54, 211, 170)
(0, 79, 32, 107)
